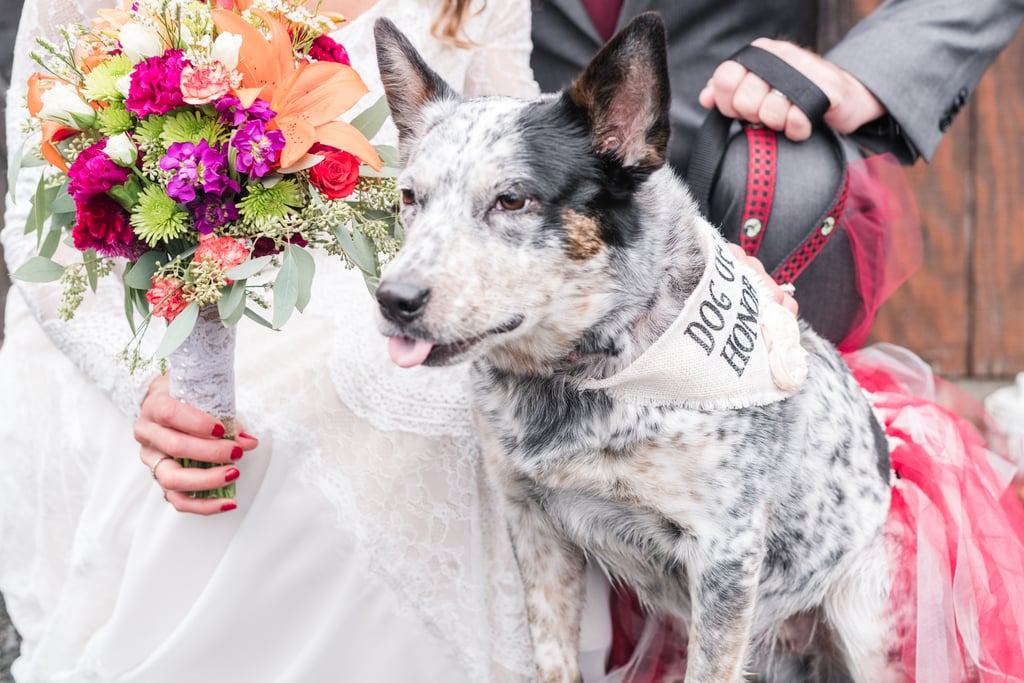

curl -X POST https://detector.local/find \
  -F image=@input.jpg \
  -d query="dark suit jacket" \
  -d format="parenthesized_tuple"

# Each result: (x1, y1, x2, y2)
(531, 0, 1024, 169)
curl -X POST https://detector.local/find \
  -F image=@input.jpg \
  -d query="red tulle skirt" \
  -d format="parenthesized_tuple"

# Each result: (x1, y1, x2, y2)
(607, 345, 1024, 682)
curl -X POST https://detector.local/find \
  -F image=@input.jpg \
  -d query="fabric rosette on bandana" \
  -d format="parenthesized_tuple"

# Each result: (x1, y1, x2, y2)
(13, 0, 404, 497)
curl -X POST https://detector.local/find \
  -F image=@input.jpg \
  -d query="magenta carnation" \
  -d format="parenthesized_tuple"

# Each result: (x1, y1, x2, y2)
(67, 139, 131, 200)
(309, 34, 350, 65)
(125, 49, 189, 117)
(72, 193, 141, 258)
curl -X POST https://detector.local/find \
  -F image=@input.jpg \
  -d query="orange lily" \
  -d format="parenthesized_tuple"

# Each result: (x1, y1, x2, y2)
(211, 8, 381, 170)
(27, 73, 79, 171)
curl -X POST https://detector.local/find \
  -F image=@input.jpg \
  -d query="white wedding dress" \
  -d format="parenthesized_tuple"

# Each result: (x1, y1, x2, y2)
(0, 1, 613, 681)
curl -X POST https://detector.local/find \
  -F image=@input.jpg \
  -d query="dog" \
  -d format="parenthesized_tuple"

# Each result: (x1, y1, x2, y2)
(372, 14, 904, 683)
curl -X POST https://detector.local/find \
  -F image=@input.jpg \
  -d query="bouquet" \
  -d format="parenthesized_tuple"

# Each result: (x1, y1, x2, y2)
(11, 0, 401, 497)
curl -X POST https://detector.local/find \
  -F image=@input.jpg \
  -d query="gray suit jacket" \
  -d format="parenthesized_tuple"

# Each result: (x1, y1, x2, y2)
(531, 0, 1024, 169)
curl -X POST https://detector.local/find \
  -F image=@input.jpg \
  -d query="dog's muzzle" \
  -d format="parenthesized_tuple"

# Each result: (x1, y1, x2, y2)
(377, 279, 430, 324)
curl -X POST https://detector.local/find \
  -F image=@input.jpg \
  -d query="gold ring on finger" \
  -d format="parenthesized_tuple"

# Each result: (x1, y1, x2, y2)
(150, 454, 173, 481)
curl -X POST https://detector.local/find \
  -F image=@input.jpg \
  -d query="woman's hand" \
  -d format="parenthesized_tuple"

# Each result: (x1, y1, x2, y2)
(135, 374, 259, 515)
(727, 243, 798, 316)
(699, 37, 886, 142)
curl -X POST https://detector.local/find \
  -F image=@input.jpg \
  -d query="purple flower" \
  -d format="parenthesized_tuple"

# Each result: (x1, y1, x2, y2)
(125, 49, 189, 117)
(67, 139, 131, 200)
(232, 120, 286, 179)
(160, 140, 238, 203)
(191, 195, 239, 234)
(215, 96, 276, 127)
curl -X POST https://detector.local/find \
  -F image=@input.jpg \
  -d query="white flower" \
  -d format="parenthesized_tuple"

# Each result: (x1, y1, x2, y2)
(212, 32, 242, 71)
(119, 23, 164, 62)
(115, 75, 132, 98)
(105, 133, 138, 167)
(38, 83, 96, 129)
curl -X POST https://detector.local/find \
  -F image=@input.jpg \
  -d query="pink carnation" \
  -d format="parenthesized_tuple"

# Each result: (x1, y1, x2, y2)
(146, 276, 189, 322)
(67, 139, 130, 200)
(71, 193, 140, 259)
(180, 62, 235, 105)
(308, 34, 350, 65)
(126, 49, 189, 117)
(194, 233, 248, 282)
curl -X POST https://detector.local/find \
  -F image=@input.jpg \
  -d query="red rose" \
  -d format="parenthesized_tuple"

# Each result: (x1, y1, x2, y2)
(72, 193, 139, 259)
(308, 146, 361, 199)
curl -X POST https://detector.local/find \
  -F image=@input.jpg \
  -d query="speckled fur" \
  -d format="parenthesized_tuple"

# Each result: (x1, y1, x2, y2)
(374, 15, 905, 683)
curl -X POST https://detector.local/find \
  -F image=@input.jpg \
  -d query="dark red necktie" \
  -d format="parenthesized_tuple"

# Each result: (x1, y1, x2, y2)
(581, 0, 623, 42)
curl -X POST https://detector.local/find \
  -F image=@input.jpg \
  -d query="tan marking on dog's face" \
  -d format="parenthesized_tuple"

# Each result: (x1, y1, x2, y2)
(562, 209, 604, 261)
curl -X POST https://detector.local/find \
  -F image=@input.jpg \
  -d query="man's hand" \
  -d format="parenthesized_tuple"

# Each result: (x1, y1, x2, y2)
(699, 37, 886, 141)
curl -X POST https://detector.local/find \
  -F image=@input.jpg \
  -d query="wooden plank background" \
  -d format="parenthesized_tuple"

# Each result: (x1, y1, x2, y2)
(823, 0, 1024, 378)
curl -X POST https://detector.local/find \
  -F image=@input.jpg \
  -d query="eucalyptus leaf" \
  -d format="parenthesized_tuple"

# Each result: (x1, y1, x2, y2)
(6, 134, 29, 201)
(225, 255, 273, 280)
(375, 145, 400, 169)
(286, 243, 315, 312)
(242, 307, 274, 329)
(51, 185, 74, 214)
(12, 255, 64, 282)
(218, 280, 247, 326)
(124, 251, 163, 289)
(361, 271, 380, 295)
(51, 210, 75, 231)
(131, 286, 151, 321)
(332, 222, 378, 275)
(39, 227, 62, 259)
(84, 249, 100, 292)
(24, 175, 52, 237)
(155, 302, 199, 359)
(350, 96, 391, 140)
(272, 248, 299, 329)
(123, 285, 137, 335)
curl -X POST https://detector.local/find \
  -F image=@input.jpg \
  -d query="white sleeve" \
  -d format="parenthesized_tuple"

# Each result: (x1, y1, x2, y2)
(462, 0, 540, 99)
(4, 0, 160, 417)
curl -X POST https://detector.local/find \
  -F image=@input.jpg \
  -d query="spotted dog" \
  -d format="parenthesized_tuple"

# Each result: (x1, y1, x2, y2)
(372, 14, 903, 683)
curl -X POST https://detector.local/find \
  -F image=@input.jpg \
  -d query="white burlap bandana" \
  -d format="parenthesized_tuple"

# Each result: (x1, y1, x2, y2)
(579, 217, 808, 410)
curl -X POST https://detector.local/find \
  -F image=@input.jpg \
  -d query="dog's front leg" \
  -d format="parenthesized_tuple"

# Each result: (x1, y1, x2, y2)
(506, 497, 587, 683)
(685, 550, 763, 683)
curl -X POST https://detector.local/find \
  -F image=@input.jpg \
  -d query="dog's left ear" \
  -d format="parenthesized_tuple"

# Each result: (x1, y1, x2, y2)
(374, 18, 459, 151)
(568, 12, 671, 169)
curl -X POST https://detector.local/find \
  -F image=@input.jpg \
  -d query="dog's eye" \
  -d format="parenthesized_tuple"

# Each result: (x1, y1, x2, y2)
(495, 193, 527, 212)
(400, 188, 416, 206)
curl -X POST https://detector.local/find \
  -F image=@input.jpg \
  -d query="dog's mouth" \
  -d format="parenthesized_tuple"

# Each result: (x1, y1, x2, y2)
(387, 315, 524, 368)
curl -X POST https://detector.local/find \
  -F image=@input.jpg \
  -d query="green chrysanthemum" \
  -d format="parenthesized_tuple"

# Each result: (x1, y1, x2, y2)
(82, 53, 134, 102)
(96, 102, 134, 136)
(238, 179, 306, 229)
(130, 185, 190, 246)
(161, 110, 229, 147)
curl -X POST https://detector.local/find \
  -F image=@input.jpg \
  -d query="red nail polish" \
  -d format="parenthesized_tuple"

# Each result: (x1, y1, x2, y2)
(211, 424, 226, 438)
(225, 467, 240, 482)
(231, 446, 244, 460)
(220, 502, 237, 512)
(239, 431, 255, 440)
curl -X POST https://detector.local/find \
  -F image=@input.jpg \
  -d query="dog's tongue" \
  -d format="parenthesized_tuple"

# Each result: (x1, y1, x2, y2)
(387, 336, 434, 368)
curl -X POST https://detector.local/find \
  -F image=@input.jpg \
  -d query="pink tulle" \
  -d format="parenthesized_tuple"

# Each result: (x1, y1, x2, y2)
(846, 347, 1024, 682)
(837, 154, 923, 352)
(606, 346, 1024, 682)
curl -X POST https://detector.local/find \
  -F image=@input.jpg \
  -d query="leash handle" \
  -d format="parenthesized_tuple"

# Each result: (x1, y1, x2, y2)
(687, 44, 831, 216)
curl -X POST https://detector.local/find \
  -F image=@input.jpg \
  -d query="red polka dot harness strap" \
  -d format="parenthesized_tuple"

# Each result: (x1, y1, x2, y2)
(737, 124, 850, 285)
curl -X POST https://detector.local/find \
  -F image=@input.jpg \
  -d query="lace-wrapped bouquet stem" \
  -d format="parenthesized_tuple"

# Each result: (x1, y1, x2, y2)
(11, 0, 401, 497)
(168, 305, 237, 498)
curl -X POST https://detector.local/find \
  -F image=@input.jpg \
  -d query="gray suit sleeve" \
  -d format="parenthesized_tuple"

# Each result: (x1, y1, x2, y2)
(826, 0, 1024, 163)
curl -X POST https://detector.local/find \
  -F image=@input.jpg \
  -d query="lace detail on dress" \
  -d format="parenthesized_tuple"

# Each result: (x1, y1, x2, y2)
(5, 0, 161, 418)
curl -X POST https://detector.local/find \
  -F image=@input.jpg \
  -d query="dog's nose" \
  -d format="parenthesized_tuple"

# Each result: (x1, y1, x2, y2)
(376, 280, 431, 324)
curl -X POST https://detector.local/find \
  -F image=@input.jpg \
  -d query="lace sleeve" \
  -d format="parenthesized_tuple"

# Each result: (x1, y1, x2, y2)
(3, 0, 160, 418)
(462, 0, 539, 99)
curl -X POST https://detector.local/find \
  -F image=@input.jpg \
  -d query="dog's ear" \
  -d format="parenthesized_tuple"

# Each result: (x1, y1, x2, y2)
(374, 18, 459, 149)
(567, 12, 670, 169)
